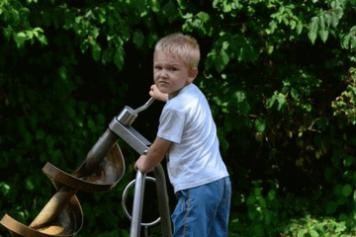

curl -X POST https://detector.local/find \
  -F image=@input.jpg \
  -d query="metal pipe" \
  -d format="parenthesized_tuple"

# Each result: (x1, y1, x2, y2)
(116, 106, 137, 126)
(134, 97, 155, 114)
(77, 128, 118, 177)
(153, 165, 172, 237)
(130, 171, 146, 237)
(109, 119, 151, 155)
(112, 97, 172, 236)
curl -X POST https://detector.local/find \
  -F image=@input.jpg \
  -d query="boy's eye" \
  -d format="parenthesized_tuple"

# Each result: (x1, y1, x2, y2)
(167, 66, 178, 71)
(154, 65, 162, 70)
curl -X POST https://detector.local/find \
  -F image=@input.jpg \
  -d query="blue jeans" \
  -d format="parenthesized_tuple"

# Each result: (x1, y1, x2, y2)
(171, 177, 231, 237)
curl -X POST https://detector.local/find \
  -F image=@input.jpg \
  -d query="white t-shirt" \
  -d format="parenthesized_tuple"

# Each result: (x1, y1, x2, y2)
(157, 83, 229, 193)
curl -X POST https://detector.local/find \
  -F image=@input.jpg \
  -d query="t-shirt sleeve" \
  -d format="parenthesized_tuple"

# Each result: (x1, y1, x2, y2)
(157, 107, 185, 144)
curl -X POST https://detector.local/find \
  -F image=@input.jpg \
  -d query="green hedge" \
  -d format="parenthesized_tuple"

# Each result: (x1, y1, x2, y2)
(0, 0, 355, 236)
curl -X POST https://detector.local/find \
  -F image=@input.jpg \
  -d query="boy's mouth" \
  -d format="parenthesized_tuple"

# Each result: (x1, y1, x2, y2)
(157, 81, 169, 87)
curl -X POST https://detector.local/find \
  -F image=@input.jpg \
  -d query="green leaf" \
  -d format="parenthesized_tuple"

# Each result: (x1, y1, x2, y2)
(14, 32, 27, 48)
(308, 17, 319, 44)
(297, 229, 306, 237)
(197, 11, 210, 22)
(343, 155, 354, 167)
(114, 48, 124, 70)
(325, 13, 332, 28)
(319, 29, 329, 43)
(310, 229, 319, 237)
(233, 90, 251, 115)
(267, 92, 287, 111)
(91, 43, 101, 62)
(3, 26, 13, 40)
(234, 91, 246, 103)
(217, 49, 230, 72)
(37, 34, 48, 45)
(276, 93, 287, 110)
(318, 15, 329, 42)
(342, 26, 356, 50)
(296, 22, 303, 35)
(25, 178, 35, 191)
(150, 0, 160, 12)
(341, 184, 353, 197)
(255, 118, 266, 133)
(0, 182, 10, 196)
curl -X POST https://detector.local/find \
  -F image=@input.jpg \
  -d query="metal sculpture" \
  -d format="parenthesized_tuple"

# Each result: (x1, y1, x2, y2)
(0, 98, 172, 237)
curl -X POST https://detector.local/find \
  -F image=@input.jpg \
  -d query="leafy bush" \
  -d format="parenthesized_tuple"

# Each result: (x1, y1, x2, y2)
(1, 0, 355, 237)
(281, 216, 356, 237)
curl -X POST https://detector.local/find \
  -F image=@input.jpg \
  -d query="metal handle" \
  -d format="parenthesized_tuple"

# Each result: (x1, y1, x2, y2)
(125, 171, 161, 237)
(115, 97, 155, 126)
(134, 97, 155, 114)
(121, 175, 161, 227)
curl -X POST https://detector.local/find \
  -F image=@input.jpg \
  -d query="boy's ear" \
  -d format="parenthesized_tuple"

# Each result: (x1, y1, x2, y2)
(188, 67, 198, 82)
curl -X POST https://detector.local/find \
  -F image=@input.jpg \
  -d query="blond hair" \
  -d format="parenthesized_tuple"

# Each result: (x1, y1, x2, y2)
(154, 33, 200, 69)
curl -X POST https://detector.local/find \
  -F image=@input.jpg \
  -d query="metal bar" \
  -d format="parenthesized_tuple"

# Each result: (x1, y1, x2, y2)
(76, 128, 118, 177)
(109, 106, 172, 237)
(109, 118, 151, 155)
(153, 165, 172, 237)
(134, 97, 155, 114)
(130, 171, 146, 237)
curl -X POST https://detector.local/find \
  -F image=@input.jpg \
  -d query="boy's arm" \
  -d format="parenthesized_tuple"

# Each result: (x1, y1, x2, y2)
(135, 137, 171, 173)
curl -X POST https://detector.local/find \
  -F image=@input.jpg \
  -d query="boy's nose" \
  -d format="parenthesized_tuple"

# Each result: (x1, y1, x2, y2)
(159, 70, 169, 78)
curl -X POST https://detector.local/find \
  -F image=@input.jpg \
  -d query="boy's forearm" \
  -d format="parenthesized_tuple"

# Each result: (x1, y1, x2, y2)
(146, 137, 171, 166)
(142, 150, 164, 171)
(135, 137, 171, 173)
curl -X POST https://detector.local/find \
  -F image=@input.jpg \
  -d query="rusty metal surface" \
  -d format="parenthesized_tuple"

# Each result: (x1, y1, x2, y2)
(44, 143, 125, 192)
(1, 194, 82, 237)
(1, 98, 173, 237)
(0, 143, 125, 237)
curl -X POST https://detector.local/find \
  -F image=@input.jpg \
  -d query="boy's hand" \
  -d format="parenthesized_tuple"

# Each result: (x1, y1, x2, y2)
(135, 137, 171, 174)
(135, 155, 153, 173)
(149, 84, 168, 102)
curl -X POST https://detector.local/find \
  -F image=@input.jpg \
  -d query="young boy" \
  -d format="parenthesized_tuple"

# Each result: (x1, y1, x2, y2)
(135, 33, 231, 237)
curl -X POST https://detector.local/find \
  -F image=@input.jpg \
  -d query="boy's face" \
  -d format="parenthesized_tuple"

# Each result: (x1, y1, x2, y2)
(153, 51, 197, 97)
